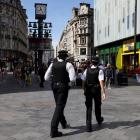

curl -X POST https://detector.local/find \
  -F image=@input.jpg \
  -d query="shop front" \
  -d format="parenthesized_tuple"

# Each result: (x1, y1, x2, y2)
(122, 40, 140, 70)
(99, 46, 119, 66)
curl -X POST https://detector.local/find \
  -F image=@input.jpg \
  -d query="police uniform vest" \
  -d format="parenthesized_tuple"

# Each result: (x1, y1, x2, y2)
(86, 67, 100, 86)
(52, 61, 70, 84)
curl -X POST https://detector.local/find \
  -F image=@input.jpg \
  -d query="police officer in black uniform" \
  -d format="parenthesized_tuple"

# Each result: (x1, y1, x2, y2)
(82, 57, 106, 132)
(44, 50, 75, 138)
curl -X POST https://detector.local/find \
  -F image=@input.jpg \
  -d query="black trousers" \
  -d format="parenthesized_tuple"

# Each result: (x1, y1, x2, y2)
(51, 83, 69, 133)
(85, 86, 102, 127)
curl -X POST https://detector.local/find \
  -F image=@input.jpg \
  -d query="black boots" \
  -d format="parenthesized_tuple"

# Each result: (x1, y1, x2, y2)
(98, 117, 104, 125)
(62, 123, 71, 129)
(50, 131, 63, 138)
(86, 124, 92, 132)
(86, 116, 104, 132)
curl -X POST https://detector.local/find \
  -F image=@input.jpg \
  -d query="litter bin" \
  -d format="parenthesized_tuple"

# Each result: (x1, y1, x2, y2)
(117, 72, 128, 85)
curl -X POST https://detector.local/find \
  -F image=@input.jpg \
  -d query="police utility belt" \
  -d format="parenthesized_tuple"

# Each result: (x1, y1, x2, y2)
(53, 82, 68, 86)
(86, 83, 100, 88)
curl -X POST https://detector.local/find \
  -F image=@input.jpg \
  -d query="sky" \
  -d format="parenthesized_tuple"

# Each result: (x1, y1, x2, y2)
(21, 0, 93, 48)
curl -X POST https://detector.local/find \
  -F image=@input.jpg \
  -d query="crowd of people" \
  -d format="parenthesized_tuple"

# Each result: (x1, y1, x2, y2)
(13, 62, 33, 87)
(74, 60, 116, 89)
(0, 65, 7, 83)
(1, 52, 129, 138)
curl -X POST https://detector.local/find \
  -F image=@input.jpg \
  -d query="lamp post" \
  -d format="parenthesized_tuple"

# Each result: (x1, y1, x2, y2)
(28, 3, 52, 74)
(28, 22, 52, 74)
(134, 0, 137, 69)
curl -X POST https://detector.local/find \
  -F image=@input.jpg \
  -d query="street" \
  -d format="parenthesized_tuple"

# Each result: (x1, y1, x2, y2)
(0, 74, 140, 140)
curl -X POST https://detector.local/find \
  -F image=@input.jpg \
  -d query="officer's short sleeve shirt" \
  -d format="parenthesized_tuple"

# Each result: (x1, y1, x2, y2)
(81, 65, 104, 81)
(44, 59, 76, 82)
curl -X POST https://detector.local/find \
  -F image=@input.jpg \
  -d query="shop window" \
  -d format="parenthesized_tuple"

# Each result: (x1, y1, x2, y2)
(80, 48, 86, 55)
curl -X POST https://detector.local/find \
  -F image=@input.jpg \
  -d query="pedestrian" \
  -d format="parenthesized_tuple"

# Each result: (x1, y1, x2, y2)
(38, 64, 47, 88)
(44, 49, 76, 138)
(82, 57, 106, 132)
(105, 64, 113, 89)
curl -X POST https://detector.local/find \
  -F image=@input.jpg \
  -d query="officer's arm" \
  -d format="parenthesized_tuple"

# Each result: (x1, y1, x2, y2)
(44, 63, 53, 81)
(66, 62, 76, 82)
(99, 80, 105, 93)
(99, 70, 106, 100)
(81, 69, 87, 91)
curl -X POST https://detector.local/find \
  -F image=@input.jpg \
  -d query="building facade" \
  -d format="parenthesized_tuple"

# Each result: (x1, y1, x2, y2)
(58, 3, 93, 62)
(0, 0, 28, 70)
(94, 0, 140, 69)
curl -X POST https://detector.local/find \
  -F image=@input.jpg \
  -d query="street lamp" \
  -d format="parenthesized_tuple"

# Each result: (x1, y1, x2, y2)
(134, 0, 137, 69)
(28, 22, 52, 74)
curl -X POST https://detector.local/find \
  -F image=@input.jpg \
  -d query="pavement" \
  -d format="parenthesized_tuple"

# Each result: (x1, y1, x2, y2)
(0, 73, 140, 140)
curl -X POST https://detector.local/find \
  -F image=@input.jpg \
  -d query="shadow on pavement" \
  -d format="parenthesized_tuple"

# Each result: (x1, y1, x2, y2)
(63, 119, 140, 136)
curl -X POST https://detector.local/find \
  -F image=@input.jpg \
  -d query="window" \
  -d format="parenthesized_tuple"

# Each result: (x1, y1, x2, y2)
(80, 18, 86, 25)
(108, 25, 109, 36)
(115, 0, 117, 6)
(75, 23, 77, 28)
(84, 28, 86, 34)
(80, 48, 86, 55)
(132, 12, 135, 27)
(123, 8, 125, 23)
(80, 36, 86, 45)
(105, 3, 107, 13)
(127, 15, 129, 29)
(105, 27, 106, 37)
(118, 20, 120, 33)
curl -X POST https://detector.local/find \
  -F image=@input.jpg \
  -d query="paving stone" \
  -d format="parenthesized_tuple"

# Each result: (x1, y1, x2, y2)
(0, 74, 140, 139)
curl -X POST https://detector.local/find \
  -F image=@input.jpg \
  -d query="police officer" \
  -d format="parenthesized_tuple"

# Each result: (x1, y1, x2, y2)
(44, 50, 75, 138)
(82, 57, 106, 132)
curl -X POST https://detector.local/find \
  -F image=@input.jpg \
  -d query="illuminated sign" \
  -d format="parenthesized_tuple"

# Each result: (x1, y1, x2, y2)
(123, 40, 134, 52)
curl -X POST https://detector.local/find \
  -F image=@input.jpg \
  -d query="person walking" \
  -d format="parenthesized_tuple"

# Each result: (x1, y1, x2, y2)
(82, 57, 106, 132)
(44, 50, 76, 138)
(38, 64, 47, 88)
(105, 64, 113, 89)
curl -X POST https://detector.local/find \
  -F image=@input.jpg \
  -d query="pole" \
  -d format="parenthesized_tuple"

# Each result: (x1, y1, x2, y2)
(134, 0, 137, 69)
(38, 19, 43, 68)
(34, 50, 37, 74)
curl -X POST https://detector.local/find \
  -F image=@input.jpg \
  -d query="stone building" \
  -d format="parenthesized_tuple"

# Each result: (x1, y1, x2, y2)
(58, 3, 93, 62)
(0, 0, 28, 70)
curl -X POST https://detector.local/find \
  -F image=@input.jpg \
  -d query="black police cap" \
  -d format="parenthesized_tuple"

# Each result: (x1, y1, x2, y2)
(58, 50, 68, 57)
